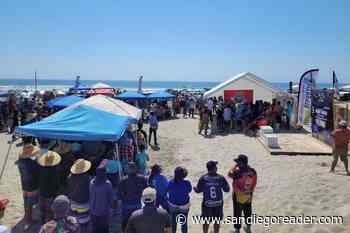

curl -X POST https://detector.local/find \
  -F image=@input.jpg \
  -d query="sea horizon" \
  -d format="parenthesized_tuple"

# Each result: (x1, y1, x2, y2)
(0, 78, 348, 92)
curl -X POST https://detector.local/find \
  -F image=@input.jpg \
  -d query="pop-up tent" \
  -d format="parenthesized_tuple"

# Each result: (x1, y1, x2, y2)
(91, 82, 113, 89)
(47, 95, 84, 108)
(147, 91, 175, 99)
(72, 95, 142, 121)
(116, 91, 146, 100)
(16, 105, 131, 141)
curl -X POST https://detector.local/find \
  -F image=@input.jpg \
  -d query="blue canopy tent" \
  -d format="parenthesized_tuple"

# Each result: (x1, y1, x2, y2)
(47, 95, 84, 108)
(116, 92, 146, 100)
(16, 105, 132, 141)
(147, 91, 175, 99)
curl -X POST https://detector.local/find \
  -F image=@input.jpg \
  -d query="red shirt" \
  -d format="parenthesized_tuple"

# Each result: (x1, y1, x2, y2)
(331, 128, 350, 147)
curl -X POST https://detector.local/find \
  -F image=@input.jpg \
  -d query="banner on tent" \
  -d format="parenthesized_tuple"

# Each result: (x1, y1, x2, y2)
(297, 69, 319, 126)
(224, 90, 253, 103)
(311, 89, 334, 145)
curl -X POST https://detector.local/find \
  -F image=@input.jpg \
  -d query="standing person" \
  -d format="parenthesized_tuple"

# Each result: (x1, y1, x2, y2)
(285, 101, 293, 130)
(199, 107, 210, 136)
(119, 162, 148, 232)
(135, 144, 150, 175)
(16, 144, 40, 231)
(330, 120, 350, 175)
(90, 166, 113, 233)
(194, 161, 230, 233)
(67, 159, 91, 231)
(37, 151, 62, 224)
(228, 155, 257, 233)
(189, 98, 195, 118)
(125, 187, 172, 233)
(137, 121, 148, 149)
(223, 105, 232, 133)
(148, 164, 169, 210)
(39, 195, 80, 233)
(167, 167, 192, 233)
(149, 111, 159, 146)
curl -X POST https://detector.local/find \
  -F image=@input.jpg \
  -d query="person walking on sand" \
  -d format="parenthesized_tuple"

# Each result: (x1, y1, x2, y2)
(194, 161, 230, 233)
(126, 187, 172, 233)
(330, 120, 350, 175)
(167, 167, 192, 233)
(228, 155, 257, 233)
(149, 111, 159, 146)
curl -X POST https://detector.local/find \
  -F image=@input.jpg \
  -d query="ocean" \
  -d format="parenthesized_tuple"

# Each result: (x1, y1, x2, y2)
(0, 79, 344, 92)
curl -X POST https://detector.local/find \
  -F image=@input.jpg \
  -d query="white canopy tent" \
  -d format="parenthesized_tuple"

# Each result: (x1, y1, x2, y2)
(68, 94, 142, 121)
(203, 72, 283, 102)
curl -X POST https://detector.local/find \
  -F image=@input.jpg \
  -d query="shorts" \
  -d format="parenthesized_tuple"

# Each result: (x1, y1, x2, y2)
(201, 203, 223, 220)
(333, 147, 348, 162)
(23, 190, 39, 206)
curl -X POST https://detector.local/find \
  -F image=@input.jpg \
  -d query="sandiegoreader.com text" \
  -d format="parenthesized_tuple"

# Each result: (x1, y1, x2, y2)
(175, 213, 344, 228)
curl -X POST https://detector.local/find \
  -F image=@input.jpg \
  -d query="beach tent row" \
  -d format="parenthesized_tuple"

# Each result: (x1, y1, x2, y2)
(116, 91, 175, 100)
(47, 95, 84, 108)
(16, 95, 141, 142)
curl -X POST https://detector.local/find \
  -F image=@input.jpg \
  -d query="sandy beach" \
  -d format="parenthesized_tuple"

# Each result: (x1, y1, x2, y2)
(1, 118, 349, 233)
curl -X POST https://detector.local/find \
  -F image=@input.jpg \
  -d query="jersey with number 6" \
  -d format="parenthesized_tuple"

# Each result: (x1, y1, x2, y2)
(196, 174, 230, 207)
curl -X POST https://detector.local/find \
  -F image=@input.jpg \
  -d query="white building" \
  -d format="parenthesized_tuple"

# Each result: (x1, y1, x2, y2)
(203, 72, 283, 103)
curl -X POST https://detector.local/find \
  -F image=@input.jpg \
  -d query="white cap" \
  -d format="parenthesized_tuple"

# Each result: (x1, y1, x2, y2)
(142, 187, 156, 204)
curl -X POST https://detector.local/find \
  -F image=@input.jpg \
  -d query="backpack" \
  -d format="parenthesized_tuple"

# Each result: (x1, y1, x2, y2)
(233, 166, 257, 204)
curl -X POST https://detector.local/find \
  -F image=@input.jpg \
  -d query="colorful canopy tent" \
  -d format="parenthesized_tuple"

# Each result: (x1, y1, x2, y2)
(16, 105, 131, 141)
(147, 91, 175, 99)
(69, 94, 142, 122)
(116, 91, 146, 100)
(47, 95, 84, 108)
(91, 82, 113, 89)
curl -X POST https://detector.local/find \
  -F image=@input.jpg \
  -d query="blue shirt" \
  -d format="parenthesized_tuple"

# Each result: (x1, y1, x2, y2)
(195, 174, 230, 207)
(150, 174, 169, 197)
(167, 179, 192, 205)
(135, 151, 149, 172)
(149, 115, 158, 127)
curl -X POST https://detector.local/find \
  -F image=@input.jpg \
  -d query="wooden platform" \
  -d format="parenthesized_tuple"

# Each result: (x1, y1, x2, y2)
(258, 133, 333, 156)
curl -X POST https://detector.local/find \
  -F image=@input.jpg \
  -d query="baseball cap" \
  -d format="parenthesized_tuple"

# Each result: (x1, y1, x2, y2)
(206, 160, 218, 170)
(339, 120, 347, 128)
(234, 154, 248, 165)
(142, 187, 156, 204)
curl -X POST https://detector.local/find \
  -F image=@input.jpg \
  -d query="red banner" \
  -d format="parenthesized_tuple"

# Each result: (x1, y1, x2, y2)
(224, 90, 253, 103)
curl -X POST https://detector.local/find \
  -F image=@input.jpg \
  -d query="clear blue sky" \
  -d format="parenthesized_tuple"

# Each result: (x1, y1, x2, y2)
(1, 0, 349, 82)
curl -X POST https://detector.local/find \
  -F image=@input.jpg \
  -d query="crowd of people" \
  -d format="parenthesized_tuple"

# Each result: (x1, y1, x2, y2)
(196, 97, 293, 137)
(6, 128, 258, 233)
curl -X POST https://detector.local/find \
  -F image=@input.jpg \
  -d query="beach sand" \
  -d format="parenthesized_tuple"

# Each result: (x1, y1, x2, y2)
(0, 118, 349, 233)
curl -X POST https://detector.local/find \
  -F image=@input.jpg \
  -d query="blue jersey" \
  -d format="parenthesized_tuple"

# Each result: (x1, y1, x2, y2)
(195, 174, 230, 207)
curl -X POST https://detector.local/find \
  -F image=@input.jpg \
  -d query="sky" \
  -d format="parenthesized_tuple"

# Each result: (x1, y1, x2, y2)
(0, 0, 349, 83)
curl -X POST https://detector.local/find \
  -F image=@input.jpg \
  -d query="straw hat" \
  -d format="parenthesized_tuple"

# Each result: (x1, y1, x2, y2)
(70, 159, 91, 175)
(54, 141, 71, 155)
(19, 144, 40, 159)
(38, 151, 62, 167)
